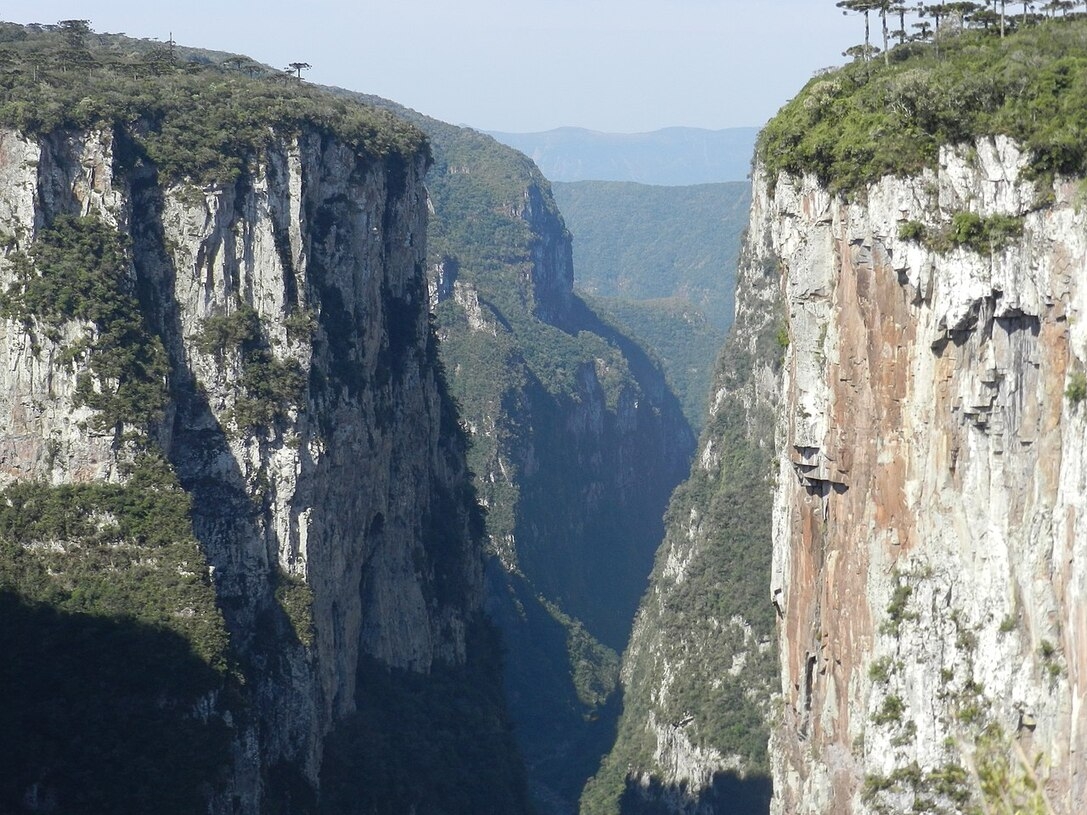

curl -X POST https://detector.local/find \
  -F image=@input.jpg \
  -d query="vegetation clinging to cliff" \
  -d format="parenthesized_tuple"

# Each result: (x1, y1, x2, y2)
(758, 17, 1087, 192)
(0, 21, 427, 185)
(1, 214, 169, 431)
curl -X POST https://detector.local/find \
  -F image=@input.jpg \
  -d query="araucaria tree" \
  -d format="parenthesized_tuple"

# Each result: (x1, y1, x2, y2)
(837, 0, 884, 61)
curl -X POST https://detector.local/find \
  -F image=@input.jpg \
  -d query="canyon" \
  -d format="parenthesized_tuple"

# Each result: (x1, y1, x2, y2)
(3, 17, 1087, 815)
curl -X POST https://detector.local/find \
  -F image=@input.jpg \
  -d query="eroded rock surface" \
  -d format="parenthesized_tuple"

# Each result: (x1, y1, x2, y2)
(766, 137, 1087, 814)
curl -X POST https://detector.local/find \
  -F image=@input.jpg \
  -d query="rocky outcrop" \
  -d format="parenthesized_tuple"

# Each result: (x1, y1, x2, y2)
(0, 120, 519, 813)
(767, 136, 1087, 814)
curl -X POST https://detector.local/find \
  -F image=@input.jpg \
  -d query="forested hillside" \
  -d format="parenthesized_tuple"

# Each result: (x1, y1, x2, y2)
(553, 180, 750, 431)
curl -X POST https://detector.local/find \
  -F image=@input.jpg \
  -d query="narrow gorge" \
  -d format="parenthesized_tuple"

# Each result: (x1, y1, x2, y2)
(5, 13, 1087, 815)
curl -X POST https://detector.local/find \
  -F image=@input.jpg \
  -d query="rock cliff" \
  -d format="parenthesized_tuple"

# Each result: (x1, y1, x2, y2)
(0, 30, 527, 814)
(766, 137, 1087, 814)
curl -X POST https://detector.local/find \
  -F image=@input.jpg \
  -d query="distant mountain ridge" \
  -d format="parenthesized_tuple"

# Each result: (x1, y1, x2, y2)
(488, 126, 759, 185)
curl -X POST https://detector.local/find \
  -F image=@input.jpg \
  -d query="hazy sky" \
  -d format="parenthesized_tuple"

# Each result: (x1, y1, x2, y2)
(4, 2, 859, 133)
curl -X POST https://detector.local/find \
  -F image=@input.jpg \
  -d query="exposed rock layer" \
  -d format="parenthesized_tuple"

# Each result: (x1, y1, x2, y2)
(766, 137, 1087, 814)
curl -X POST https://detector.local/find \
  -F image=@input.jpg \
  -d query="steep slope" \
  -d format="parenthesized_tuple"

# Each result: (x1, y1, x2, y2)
(0, 24, 528, 815)
(581, 198, 783, 815)
(757, 19, 1087, 815)
(765, 133, 1087, 815)
(428, 122, 696, 815)
(589, 17, 1087, 815)
(339, 97, 696, 811)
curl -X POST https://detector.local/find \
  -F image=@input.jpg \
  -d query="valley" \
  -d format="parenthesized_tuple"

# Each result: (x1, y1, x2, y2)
(2, 7, 1087, 815)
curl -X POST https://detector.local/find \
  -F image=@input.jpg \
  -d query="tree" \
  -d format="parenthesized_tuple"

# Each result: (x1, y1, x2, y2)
(288, 61, 311, 80)
(1044, 0, 1075, 14)
(972, 6, 1003, 26)
(837, 1, 883, 62)
(57, 18, 91, 47)
(920, 3, 951, 56)
(890, 3, 911, 44)
(945, 1, 982, 29)
(879, 0, 891, 64)
(56, 18, 93, 72)
(911, 19, 934, 39)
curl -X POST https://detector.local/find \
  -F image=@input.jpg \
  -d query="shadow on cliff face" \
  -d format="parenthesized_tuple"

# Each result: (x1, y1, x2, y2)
(516, 293, 696, 653)
(318, 618, 532, 815)
(485, 563, 622, 815)
(619, 771, 772, 815)
(0, 591, 231, 814)
(126, 146, 319, 811)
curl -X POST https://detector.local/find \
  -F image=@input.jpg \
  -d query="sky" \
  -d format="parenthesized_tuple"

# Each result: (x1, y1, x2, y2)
(2, 1, 860, 134)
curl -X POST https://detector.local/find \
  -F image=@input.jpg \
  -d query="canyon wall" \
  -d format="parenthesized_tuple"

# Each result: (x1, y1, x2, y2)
(419, 118, 695, 814)
(0, 118, 526, 813)
(766, 137, 1087, 814)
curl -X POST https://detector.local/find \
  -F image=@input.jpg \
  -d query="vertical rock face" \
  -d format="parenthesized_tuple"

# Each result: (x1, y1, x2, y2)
(766, 137, 1087, 814)
(0, 124, 502, 812)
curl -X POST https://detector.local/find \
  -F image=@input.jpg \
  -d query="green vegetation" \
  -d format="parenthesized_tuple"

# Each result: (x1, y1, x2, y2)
(196, 305, 305, 433)
(873, 694, 905, 726)
(881, 578, 918, 635)
(539, 597, 620, 708)
(0, 22, 426, 186)
(970, 725, 1054, 815)
(1040, 639, 1063, 679)
(943, 211, 1024, 252)
(1065, 370, 1087, 404)
(897, 219, 927, 241)
(1, 214, 168, 431)
(552, 180, 750, 432)
(898, 211, 1024, 253)
(869, 656, 894, 683)
(551, 181, 750, 332)
(331, 95, 691, 813)
(319, 623, 531, 815)
(862, 761, 973, 814)
(0, 591, 233, 814)
(0, 448, 234, 812)
(759, 15, 1087, 193)
(776, 324, 791, 349)
(274, 568, 314, 648)
(581, 253, 784, 815)
(585, 295, 725, 432)
(0, 451, 229, 665)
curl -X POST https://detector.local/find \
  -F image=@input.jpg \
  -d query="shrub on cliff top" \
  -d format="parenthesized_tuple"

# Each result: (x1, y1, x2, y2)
(0, 22, 428, 185)
(758, 18, 1087, 193)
